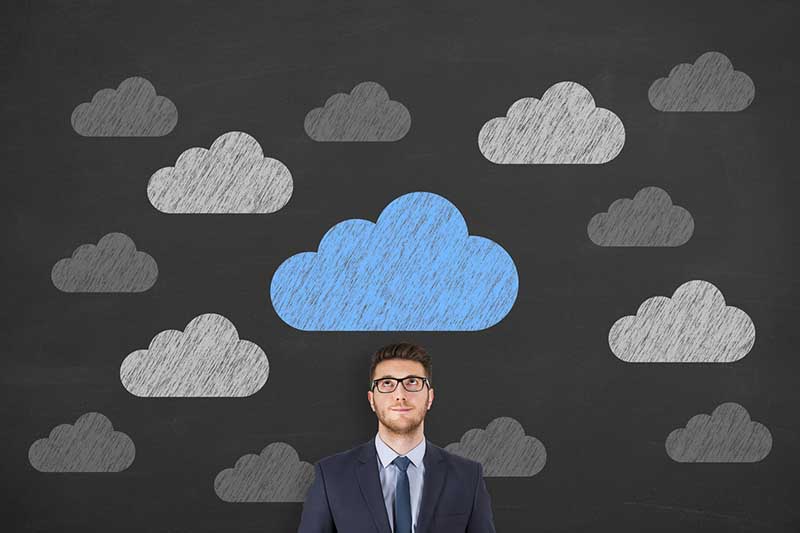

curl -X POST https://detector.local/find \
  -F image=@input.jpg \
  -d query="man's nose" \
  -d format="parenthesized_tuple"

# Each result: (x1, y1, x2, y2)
(393, 383, 408, 400)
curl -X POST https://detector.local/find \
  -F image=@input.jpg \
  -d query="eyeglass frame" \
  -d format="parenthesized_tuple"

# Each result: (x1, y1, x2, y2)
(370, 375, 431, 393)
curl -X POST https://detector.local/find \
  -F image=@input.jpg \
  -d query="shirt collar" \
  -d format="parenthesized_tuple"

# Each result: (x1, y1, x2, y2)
(374, 433, 426, 469)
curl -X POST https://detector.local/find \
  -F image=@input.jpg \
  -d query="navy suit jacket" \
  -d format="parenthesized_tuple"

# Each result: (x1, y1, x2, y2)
(297, 438, 496, 533)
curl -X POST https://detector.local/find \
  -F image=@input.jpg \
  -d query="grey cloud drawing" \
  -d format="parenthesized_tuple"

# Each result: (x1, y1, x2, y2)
(666, 402, 772, 462)
(304, 81, 411, 141)
(444, 417, 546, 476)
(609, 280, 755, 363)
(120, 313, 270, 397)
(29, 412, 135, 472)
(51, 232, 158, 292)
(478, 81, 625, 164)
(588, 186, 694, 246)
(147, 131, 293, 213)
(71, 76, 178, 136)
(214, 442, 314, 502)
(649, 51, 755, 111)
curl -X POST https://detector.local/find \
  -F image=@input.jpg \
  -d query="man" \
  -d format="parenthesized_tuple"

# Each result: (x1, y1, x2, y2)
(298, 343, 496, 533)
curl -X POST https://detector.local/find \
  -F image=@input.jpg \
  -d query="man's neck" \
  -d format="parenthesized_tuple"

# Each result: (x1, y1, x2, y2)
(377, 424, 425, 456)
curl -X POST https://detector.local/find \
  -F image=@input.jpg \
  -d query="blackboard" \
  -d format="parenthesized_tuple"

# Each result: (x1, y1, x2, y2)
(2, 1, 797, 531)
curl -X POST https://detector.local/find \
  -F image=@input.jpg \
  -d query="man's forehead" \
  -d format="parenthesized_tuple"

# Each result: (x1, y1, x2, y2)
(374, 359, 425, 376)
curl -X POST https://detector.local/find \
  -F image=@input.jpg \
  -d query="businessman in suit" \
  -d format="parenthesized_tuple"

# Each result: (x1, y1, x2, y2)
(298, 342, 496, 533)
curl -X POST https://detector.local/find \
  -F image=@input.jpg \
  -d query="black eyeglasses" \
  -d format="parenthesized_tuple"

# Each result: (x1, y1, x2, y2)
(371, 376, 430, 393)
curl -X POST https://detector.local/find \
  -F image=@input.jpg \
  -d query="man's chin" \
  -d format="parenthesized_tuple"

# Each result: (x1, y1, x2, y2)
(379, 415, 424, 435)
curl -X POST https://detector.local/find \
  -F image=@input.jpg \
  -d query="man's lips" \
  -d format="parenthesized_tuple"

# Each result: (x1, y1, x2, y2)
(391, 408, 412, 412)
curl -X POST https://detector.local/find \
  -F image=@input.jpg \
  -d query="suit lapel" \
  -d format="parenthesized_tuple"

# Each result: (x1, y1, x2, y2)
(355, 440, 392, 533)
(415, 440, 447, 533)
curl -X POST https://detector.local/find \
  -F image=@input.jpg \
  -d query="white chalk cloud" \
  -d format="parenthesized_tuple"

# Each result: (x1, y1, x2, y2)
(609, 280, 755, 363)
(478, 81, 625, 164)
(147, 131, 292, 213)
(120, 313, 270, 397)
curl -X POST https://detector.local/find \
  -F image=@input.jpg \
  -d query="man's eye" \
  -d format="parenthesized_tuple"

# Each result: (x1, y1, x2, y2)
(406, 378, 419, 385)
(380, 380, 393, 386)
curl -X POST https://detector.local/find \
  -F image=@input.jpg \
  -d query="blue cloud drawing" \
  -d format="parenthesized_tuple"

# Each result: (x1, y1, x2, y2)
(270, 192, 518, 331)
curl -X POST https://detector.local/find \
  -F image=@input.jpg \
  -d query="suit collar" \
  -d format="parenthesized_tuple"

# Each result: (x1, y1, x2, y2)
(356, 437, 379, 463)
(416, 441, 447, 533)
(356, 437, 444, 465)
(374, 433, 427, 469)
(355, 439, 447, 533)
(356, 440, 392, 533)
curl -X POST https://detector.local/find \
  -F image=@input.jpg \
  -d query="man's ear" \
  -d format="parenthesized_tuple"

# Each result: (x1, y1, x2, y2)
(367, 390, 375, 411)
(427, 388, 434, 410)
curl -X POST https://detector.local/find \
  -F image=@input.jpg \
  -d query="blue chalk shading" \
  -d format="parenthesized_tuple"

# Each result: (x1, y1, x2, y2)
(270, 192, 518, 331)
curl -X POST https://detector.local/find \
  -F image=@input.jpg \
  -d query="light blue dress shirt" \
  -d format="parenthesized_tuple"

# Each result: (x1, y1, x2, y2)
(375, 434, 426, 533)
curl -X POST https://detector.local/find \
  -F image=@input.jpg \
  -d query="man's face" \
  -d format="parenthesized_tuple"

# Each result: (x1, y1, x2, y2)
(367, 359, 434, 436)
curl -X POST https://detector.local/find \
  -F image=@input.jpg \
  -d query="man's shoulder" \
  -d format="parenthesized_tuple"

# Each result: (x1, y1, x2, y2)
(316, 440, 372, 470)
(434, 443, 483, 474)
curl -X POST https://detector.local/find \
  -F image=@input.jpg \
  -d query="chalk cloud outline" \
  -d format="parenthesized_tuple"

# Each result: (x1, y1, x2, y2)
(666, 402, 772, 462)
(28, 412, 135, 472)
(478, 81, 625, 164)
(71, 76, 178, 136)
(588, 186, 694, 246)
(51, 232, 158, 292)
(119, 313, 270, 397)
(444, 416, 546, 476)
(147, 131, 293, 213)
(270, 191, 519, 331)
(304, 81, 411, 141)
(214, 442, 314, 502)
(609, 280, 755, 363)
(648, 51, 755, 111)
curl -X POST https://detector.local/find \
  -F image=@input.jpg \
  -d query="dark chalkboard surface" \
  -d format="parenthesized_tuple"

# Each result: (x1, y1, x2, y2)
(2, 1, 798, 531)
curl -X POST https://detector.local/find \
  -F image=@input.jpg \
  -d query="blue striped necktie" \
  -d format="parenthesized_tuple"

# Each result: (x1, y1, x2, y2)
(392, 456, 412, 533)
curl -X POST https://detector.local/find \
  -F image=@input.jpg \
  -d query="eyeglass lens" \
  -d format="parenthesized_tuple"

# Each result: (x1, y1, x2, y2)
(374, 377, 425, 392)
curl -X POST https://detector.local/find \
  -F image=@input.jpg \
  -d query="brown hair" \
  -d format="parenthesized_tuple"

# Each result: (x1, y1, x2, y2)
(368, 342, 433, 389)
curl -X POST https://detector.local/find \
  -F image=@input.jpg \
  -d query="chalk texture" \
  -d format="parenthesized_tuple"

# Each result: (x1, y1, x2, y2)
(120, 313, 269, 397)
(588, 186, 694, 246)
(71, 76, 177, 136)
(270, 191, 518, 330)
(28, 412, 135, 472)
(666, 402, 772, 462)
(214, 442, 314, 502)
(445, 416, 546, 476)
(478, 81, 625, 164)
(147, 131, 293, 213)
(609, 280, 755, 363)
(304, 81, 411, 141)
(51, 232, 158, 292)
(648, 51, 755, 111)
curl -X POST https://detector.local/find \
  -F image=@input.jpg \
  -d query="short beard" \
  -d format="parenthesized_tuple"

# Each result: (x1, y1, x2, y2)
(377, 409, 426, 436)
